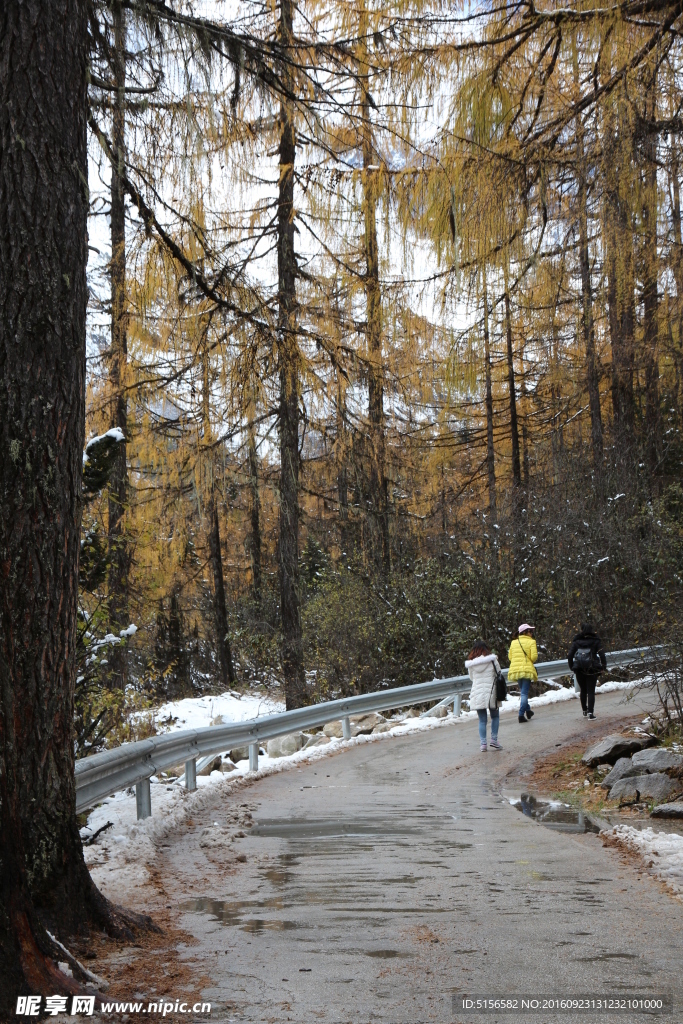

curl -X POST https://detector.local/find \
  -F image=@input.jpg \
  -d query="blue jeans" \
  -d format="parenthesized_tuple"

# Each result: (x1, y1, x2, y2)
(477, 708, 499, 743)
(518, 678, 532, 717)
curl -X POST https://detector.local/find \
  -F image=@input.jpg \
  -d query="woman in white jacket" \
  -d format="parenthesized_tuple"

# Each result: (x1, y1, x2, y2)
(465, 641, 503, 752)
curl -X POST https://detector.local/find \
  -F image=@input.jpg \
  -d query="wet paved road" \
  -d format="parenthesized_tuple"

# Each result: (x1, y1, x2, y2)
(159, 690, 681, 1023)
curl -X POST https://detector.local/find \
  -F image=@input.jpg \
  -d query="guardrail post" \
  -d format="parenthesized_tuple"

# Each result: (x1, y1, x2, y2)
(249, 742, 259, 772)
(342, 717, 351, 740)
(136, 778, 151, 820)
(454, 694, 462, 717)
(572, 673, 579, 694)
(185, 758, 197, 792)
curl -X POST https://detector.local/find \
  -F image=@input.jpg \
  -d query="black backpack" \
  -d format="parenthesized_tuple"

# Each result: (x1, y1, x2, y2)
(573, 642, 602, 674)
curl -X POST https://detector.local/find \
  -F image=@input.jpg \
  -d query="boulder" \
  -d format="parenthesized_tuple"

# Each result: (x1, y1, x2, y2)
(372, 722, 394, 734)
(229, 745, 265, 763)
(198, 756, 223, 776)
(222, 758, 238, 773)
(582, 733, 656, 767)
(266, 732, 307, 758)
(403, 708, 420, 719)
(350, 712, 386, 734)
(609, 774, 682, 806)
(601, 758, 641, 790)
(323, 721, 344, 739)
(631, 748, 683, 773)
(650, 802, 683, 819)
(304, 734, 331, 748)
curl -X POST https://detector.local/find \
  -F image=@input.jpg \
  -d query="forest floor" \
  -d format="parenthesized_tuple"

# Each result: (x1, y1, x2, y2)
(77, 686, 683, 1023)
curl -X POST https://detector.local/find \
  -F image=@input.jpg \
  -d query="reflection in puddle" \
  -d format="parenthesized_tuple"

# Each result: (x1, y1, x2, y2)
(511, 793, 601, 834)
(181, 897, 298, 932)
(365, 949, 410, 959)
(251, 817, 421, 839)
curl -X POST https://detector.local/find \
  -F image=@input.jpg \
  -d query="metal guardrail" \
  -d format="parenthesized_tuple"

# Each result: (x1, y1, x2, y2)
(75, 647, 655, 817)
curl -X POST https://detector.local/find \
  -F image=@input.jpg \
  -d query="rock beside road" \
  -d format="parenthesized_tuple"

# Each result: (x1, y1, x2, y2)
(609, 773, 682, 806)
(323, 713, 387, 739)
(304, 734, 331, 748)
(582, 732, 656, 767)
(266, 732, 308, 758)
(229, 745, 265, 763)
(601, 757, 641, 789)
(650, 802, 683, 819)
(631, 748, 683, 773)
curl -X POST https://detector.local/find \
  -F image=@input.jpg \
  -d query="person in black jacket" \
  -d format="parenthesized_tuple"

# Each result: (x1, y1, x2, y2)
(567, 623, 607, 720)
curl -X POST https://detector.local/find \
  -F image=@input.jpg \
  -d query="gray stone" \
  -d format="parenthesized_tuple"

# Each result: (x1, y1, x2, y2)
(582, 733, 656, 767)
(351, 712, 386, 734)
(631, 748, 683, 773)
(266, 732, 307, 758)
(609, 774, 682, 806)
(229, 745, 264, 763)
(601, 757, 641, 789)
(304, 734, 331, 748)
(403, 708, 420, 719)
(650, 802, 683, 819)
(372, 722, 395, 734)
(323, 721, 344, 739)
(198, 756, 223, 776)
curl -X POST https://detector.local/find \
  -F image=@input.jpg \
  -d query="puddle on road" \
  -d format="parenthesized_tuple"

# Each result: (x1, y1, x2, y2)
(181, 896, 299, 932)
(510, 793, 601, 834)
(365, 949, 410, 959)
(250, 815, 441, 840)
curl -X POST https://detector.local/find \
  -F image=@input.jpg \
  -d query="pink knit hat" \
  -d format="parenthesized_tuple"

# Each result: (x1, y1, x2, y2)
(518, 623, 535, 632)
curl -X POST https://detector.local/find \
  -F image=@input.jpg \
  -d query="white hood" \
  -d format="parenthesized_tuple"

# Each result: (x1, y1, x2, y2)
(464, 653, 497, 669)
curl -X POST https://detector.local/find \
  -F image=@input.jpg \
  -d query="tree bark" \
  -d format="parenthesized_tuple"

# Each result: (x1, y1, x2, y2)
(207, 489, 234, 687)
(201, 335, 233, 687)
(574, 39, 603, 472)
(504, 283, 522, 488)
(336, 368, 349, 549)
(669, 147, 683, 432)
(359, 4, 389, 574)
(107, 0, 130, 689)
(0, 2, 145, 1007)
(605, 103, 636, 446)
(248, 423, 262, 606)
(277, 0, 306, 709)
(482, 276, 497, 524)
(642, 73, 661, 482)
(576, 140, 603, 470)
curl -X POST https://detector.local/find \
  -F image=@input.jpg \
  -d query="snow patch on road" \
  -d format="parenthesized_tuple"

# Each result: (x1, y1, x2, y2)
(603, 825, 683, 897)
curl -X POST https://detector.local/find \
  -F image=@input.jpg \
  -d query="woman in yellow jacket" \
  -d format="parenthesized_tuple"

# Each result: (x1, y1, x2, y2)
(508, 624, 538, 723)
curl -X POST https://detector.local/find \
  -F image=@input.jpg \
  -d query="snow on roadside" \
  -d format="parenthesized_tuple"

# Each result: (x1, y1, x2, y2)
(83, 676, 649, 901)
(137, 689, 284, 733)
(603, 825, 683, 897)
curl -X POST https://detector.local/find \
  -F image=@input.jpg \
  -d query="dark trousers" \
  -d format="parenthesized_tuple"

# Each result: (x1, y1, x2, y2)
(576, 672, 597, 713)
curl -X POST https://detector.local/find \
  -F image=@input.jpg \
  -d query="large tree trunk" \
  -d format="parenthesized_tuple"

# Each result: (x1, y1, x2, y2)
(277, 0, 306, 709)
(482, 276, 497, 524)
(0, 1, 141, 1007)
(359, 5, 389, 574)
(107, 0, 130, 689)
